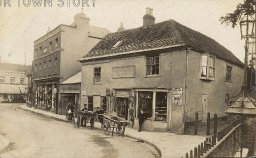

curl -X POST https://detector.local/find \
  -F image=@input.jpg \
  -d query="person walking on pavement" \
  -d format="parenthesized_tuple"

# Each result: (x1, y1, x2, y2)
(138, 107, 145, 132)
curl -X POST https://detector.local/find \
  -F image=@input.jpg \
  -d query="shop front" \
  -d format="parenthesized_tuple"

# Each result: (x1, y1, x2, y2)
(134, 89, 169, 131)
(34, 82, 58, 112)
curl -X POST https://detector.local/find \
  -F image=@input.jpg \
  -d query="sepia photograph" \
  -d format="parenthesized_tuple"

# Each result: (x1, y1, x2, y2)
(0, 0, 256, 158)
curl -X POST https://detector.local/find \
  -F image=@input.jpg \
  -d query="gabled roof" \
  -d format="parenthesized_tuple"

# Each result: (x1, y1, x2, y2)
(60, 71, 81, 84)
(83, 20, 243, 66)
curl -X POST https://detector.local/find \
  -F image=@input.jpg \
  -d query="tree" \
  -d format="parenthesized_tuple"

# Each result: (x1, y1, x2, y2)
(220, 0, 256, 28)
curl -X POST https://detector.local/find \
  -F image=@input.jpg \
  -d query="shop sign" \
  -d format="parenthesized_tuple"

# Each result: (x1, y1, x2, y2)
(172, 88, 182, 105)
(82, 90, 87, 99)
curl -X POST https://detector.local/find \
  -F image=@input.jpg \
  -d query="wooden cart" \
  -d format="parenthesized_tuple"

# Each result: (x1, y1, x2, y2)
(78, 111, 96, 129)
(102, 114, 130, 137)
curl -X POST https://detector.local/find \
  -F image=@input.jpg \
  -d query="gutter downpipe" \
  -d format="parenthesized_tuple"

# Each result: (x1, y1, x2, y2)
(184, 47, 189, 133)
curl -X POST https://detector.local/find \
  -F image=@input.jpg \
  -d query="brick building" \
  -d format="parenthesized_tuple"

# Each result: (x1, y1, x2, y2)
(32, 10, 109, 112)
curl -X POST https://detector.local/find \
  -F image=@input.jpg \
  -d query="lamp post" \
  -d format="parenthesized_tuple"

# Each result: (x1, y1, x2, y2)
(226, 13, 256, 158)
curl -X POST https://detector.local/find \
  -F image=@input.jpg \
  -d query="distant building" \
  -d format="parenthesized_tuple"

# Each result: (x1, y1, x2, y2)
(80, 8, 244, 132)
(32, 10, 110, 112)
(0, 62, 31, 103)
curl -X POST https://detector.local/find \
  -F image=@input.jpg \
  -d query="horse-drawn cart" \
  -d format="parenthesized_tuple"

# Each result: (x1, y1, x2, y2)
(102, 114, 130, 137)
(78, 111, 96, 129)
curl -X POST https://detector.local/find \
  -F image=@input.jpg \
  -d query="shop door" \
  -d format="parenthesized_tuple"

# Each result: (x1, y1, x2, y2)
(116, 97, 129, 120)
(138, 91, 153, 118)
(59, 95, 75, 115)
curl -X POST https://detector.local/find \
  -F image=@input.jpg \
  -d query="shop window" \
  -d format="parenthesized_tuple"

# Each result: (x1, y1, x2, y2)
(201, 54, 215, 80)
(146, 55, 159, 76)
(226, 65, 232, 82)
(155, 92, 167, 121)
(88, 96, 93, 111)
(138, 91, 153, 118)
(93, 67, 101, 83)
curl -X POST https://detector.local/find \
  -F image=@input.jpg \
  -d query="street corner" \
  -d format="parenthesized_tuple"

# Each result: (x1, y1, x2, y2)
(0, 134, 10, 153)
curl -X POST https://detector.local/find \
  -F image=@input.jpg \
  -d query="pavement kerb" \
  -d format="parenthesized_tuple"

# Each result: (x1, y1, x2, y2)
(0, 134, 10, 153)
(125, 134, 162, 158)
(19, 105, 163, 158)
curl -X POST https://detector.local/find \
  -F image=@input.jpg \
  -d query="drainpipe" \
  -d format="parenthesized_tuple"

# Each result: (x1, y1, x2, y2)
(183, 47, 189, 133)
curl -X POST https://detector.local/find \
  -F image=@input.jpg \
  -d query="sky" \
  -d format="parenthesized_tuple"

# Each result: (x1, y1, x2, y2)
(0, 0, 245, 65)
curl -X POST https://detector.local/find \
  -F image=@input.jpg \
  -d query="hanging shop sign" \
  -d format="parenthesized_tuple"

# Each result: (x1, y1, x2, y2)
(172, 88, 182, 105)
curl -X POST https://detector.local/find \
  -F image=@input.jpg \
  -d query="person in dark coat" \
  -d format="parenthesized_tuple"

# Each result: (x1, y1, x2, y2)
(138, 107, 146, 132)
(80, 104, 88, 127)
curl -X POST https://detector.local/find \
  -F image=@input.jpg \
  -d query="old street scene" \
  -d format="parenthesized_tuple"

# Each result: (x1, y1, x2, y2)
(1, 0, 256, 158)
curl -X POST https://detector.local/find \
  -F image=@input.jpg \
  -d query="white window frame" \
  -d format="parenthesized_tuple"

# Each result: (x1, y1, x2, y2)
(93, 67, 101, 84)
(200, 54, 215, 80)
(146, 55, 160, 76)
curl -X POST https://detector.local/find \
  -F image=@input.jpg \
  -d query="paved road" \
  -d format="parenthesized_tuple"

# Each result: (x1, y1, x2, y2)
(0, 103, 159, 158)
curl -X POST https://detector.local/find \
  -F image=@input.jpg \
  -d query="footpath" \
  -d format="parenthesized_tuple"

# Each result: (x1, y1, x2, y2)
(20, 104, 206, 158)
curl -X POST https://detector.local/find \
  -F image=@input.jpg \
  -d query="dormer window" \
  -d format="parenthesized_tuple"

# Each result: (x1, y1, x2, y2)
(112, 40, 122, 49)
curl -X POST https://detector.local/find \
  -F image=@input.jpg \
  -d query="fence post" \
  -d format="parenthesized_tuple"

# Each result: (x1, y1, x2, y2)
(206, 112, 210, 135)
(194, 147, 198, 158)
(194, 112, 198, 135)
(198, 144, 201, 157)
(212, 134, 216, 146)
(214, 113, 217, 135)
(201, 142, 204, 154)
(186, 153, 189, 158)
(190, 150, 193, 158)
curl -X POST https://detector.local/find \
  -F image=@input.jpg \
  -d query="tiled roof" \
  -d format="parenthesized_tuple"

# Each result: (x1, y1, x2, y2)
(84, 20, 243, 66)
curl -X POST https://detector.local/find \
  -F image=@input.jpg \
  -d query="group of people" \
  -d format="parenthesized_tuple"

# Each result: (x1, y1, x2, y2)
(66, 103, 105, 128)
(66, 102, 148, 132)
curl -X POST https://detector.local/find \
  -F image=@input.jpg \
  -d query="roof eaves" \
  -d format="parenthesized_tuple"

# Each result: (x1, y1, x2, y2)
(80, 44, 186, 62)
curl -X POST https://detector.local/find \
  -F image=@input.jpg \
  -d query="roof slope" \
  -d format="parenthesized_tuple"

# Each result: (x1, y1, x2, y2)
(60, 71, 81, 84)
(84, 20, 243, 66)
(0, 63, 31, 72)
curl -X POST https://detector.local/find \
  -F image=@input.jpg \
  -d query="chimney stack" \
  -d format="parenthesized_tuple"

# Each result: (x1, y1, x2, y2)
(143, 7, 155, 26)
(117, 22, 125, 32)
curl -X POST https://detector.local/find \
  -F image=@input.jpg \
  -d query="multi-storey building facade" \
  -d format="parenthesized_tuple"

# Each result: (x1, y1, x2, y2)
(32, 10, 109, 112)
(80, 8, 244, 133)
(0, 63, 31, 103)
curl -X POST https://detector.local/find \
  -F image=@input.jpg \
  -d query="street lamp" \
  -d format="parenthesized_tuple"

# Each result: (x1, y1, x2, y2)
(226, 13, 256, 158)
(240, 15, 255, 39)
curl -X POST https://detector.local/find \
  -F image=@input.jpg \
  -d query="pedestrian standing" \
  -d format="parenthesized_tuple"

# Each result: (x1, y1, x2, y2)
(73, 104, 79, 128)
(138, 107, 145, 132)
(81, 104, 88, 127)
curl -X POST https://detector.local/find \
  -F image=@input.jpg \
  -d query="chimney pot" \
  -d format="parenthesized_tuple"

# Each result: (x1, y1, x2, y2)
(143, 8, 155, 26)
